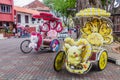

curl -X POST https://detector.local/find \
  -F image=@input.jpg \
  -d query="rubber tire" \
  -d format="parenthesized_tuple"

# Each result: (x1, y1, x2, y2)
(54, 51, 65, 72)
(97, 50, 108, 71)
(20, 40, 33, 54)
(50, 39, 60, 52)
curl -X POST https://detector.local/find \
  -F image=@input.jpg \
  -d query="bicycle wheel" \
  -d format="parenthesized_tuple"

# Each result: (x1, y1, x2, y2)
(50, 39, 60, 52)
(54, 51, 65, 72)
(97, 50, 108, 71)
(20, 40, 33, 54)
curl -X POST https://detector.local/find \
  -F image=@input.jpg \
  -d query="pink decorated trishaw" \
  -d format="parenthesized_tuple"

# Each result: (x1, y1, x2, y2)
(20, 12, 63, 53)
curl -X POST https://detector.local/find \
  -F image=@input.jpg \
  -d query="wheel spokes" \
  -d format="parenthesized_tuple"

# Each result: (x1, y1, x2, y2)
(20, 40, 33, 53)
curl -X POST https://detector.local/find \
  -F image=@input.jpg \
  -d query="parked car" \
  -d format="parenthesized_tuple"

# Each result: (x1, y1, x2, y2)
(58, 32, 70, 40)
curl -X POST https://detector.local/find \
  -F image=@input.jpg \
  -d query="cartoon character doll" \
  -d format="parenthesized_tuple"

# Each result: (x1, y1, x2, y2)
(29, 32, 42, 51)
(51, 40, 59, 51)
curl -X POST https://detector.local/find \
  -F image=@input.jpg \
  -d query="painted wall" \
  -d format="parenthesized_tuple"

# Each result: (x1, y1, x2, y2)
(0, 0, 12, 5)
(0, 13, 13, 22)
(16, 12, 40, 27)
(0, 0, 14, 22)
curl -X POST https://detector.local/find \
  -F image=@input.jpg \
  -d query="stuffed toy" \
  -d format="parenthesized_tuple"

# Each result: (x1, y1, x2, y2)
(64, 38, 92, 64)
(64, 37, 75, 46)
(64, 43, 83, 65)
(29, 32, 42, 51)
(29, 32, 38, 49)
(63, 38, 92, 74)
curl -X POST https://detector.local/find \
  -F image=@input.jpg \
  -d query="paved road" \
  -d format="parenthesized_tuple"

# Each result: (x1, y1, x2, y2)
(0, 38, 120, 80)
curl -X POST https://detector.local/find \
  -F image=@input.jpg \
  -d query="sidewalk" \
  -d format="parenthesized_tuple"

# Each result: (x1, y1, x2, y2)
(0, 34, 4, 39)
(105, 42, 120, 65)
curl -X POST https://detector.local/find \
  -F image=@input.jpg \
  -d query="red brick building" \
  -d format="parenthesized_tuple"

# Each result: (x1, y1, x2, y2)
(0, 0, 14, 37)
(24, 0, 50, 12)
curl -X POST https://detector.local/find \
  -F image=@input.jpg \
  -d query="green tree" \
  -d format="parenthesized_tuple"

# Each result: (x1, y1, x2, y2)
(43, 0, 76, 26)
(44, 0, 118, 39)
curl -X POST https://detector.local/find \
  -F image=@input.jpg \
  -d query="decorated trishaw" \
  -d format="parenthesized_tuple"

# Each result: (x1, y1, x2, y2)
(54, 8, 113, 74)
(20, 12, 63, 53)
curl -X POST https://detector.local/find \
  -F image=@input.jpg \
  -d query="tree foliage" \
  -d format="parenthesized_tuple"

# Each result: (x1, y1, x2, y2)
(44, 0, 119, 39)
(43, 0, 76, 17)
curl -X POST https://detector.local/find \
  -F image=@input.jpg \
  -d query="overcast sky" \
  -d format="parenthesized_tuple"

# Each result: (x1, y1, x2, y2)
(14, 0, 43, 7)
(14, 0, 120, 8)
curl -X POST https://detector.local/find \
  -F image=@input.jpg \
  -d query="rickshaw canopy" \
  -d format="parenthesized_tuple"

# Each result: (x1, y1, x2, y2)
(76, 8, 111, 17)
(32, 12, 60, 21)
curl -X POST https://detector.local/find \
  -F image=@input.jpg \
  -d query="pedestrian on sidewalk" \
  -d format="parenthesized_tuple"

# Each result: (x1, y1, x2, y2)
(12, 24, 17, 37)
(3, 23, 8, 33)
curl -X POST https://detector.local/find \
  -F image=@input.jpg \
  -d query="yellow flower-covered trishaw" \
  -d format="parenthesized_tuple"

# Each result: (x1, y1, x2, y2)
(53, 8, 113, 74)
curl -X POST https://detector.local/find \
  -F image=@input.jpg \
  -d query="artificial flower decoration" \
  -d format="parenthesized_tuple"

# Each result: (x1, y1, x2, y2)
(76, 8, 111, 17)
(81, 17, 113, 45)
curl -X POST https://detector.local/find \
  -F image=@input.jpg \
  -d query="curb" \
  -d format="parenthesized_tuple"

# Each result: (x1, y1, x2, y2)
(0, 37, 8, 40)
(108, 57, 120, 65)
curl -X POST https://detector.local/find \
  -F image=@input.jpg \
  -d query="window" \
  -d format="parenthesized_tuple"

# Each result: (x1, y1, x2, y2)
(0, 22, 3, 28)
(118, 26, 120, 32)
(6, 22, 9, 26)
(32, 18, 35, 21)
(0, 22, 2, 26)
(114, 26, 119, 32)
(17, 14, 21, 23)
(1, 5, 5, 12)
(38, 19, 41, 23)
(0, 4, 11, 13)
(6, 6, 11, 13)
(32, 18, 35, 24)
(25, 15, 29, 23)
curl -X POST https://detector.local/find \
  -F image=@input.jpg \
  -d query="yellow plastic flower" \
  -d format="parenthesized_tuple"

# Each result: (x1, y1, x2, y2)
(87, 33, 104, 46)
(76, 8, 111, 17)
(99, 22, 112, 36)
(103, 35, 113, 44)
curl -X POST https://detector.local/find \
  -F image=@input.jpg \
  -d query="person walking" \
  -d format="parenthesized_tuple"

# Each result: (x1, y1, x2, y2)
(12, 24, 17, 37)
(3, 23, 8, 33)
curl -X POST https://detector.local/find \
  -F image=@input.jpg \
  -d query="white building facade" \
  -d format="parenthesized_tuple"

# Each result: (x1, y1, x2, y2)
(14, 6, 41, 27)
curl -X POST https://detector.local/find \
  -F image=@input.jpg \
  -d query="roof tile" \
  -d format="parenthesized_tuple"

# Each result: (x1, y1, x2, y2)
(24, 0, 50, 11)
(14, 6, 40, 15)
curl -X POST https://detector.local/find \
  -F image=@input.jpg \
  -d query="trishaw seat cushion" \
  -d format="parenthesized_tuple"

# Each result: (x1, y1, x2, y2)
(43, 39, 52, 45)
